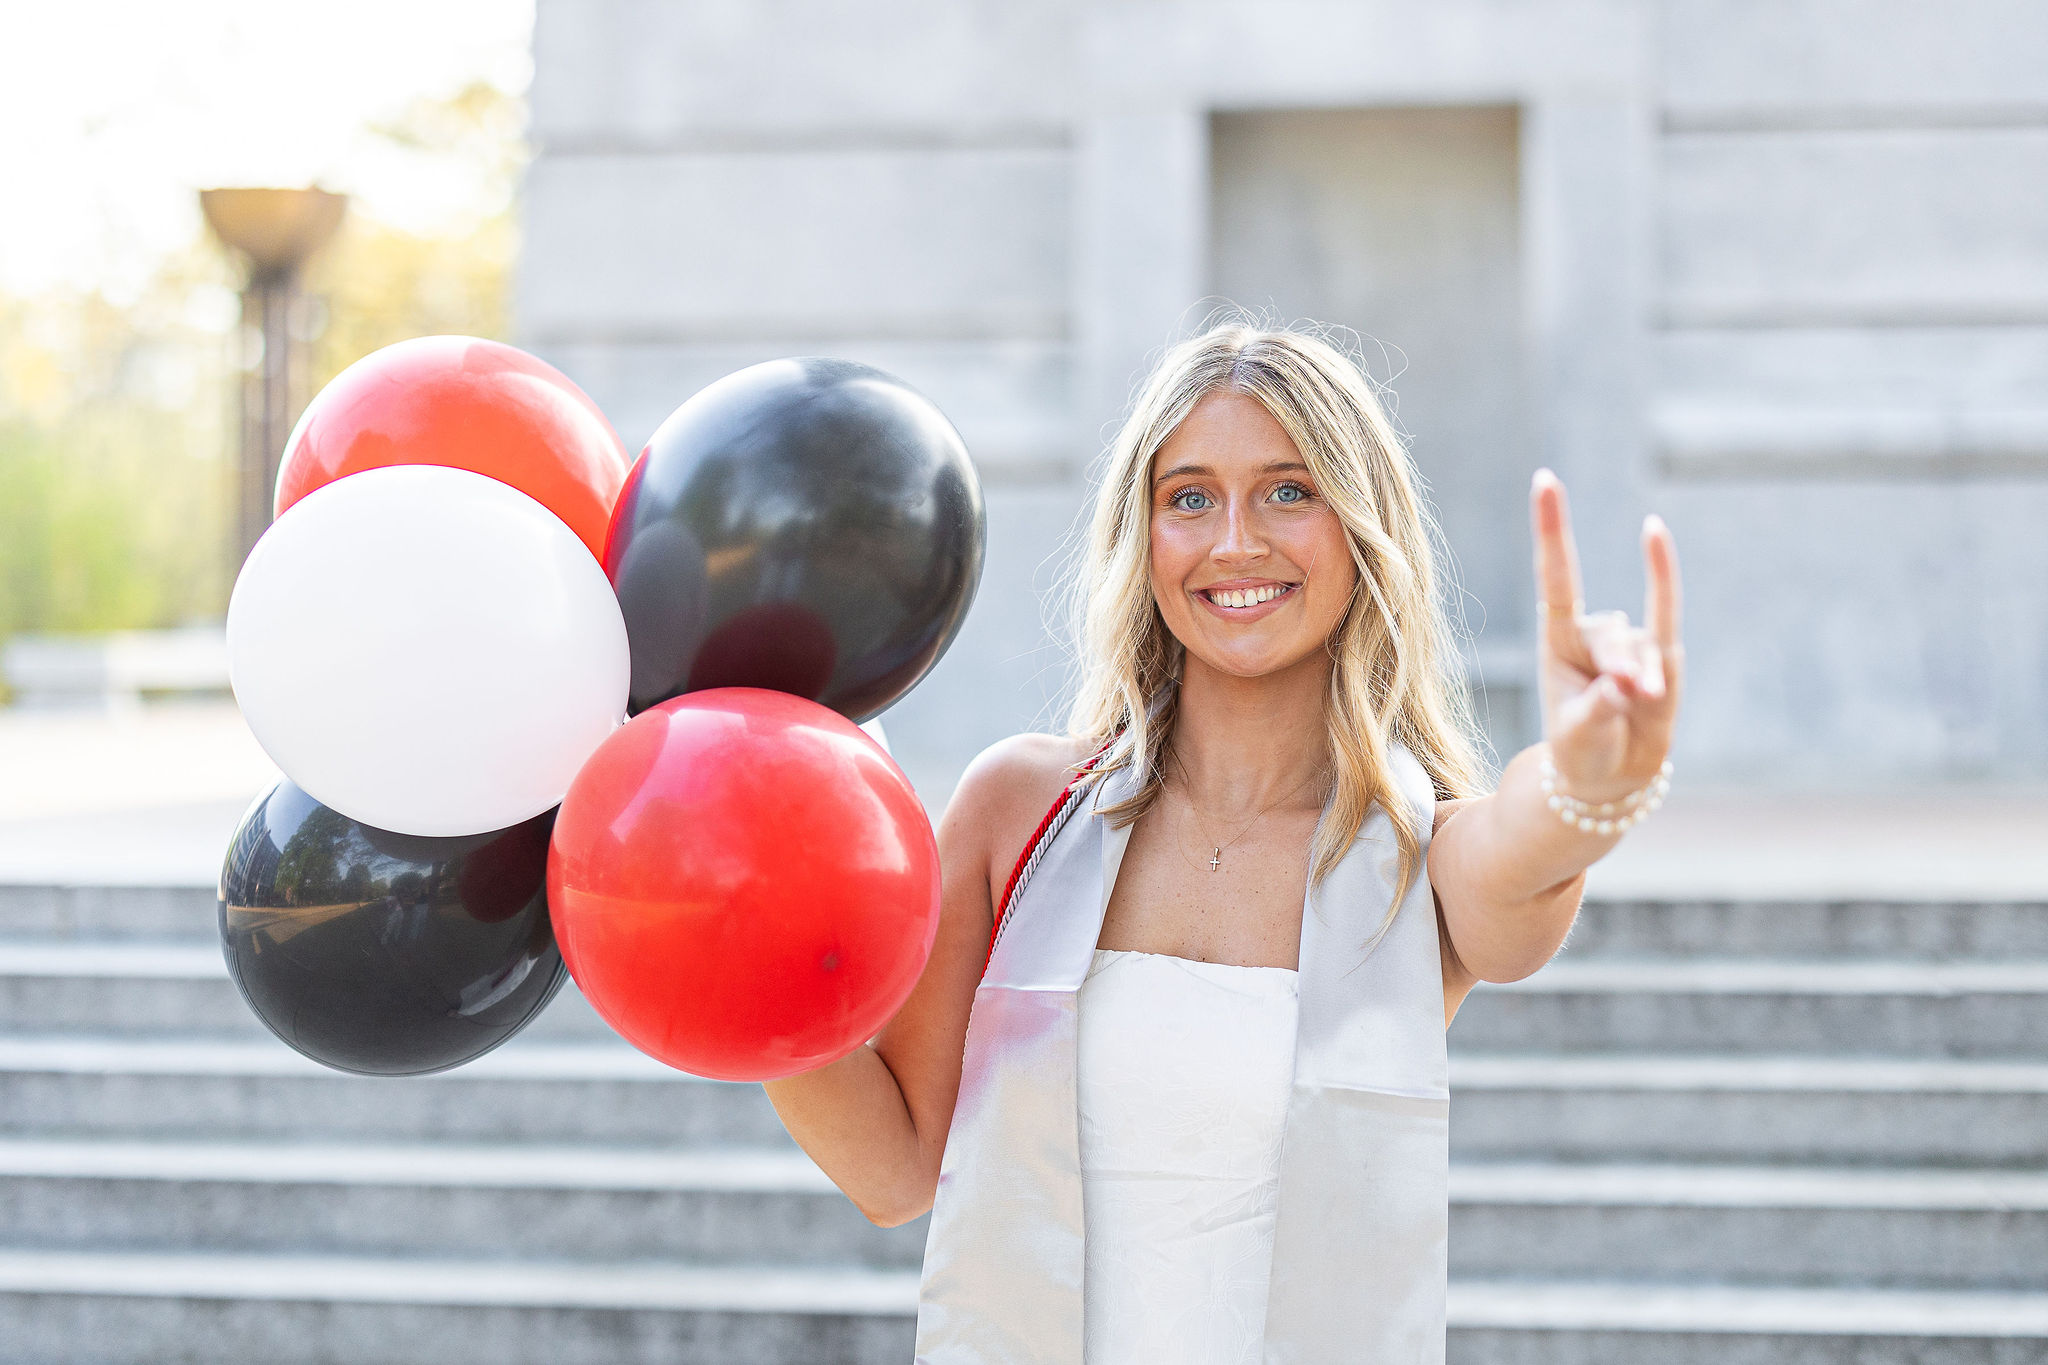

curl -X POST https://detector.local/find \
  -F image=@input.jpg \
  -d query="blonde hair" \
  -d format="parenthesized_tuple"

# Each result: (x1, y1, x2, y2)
(1063, 318, 1489, 932)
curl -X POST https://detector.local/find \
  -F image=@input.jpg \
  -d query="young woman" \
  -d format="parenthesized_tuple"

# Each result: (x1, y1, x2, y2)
(764, 321, 1684, 1363)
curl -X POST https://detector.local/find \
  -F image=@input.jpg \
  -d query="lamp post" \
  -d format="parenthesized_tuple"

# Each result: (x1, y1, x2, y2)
(199, 187, 347, 566)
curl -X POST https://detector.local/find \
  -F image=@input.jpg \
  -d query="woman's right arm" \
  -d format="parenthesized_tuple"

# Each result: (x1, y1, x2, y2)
(760, 734, 1077, 1227)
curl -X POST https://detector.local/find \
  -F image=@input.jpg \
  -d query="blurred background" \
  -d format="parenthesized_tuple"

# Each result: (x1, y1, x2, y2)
(2, 2, 2045, 1362)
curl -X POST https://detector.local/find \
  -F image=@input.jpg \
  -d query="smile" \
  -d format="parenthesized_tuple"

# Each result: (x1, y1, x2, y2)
(1197, 582, 1298, 613)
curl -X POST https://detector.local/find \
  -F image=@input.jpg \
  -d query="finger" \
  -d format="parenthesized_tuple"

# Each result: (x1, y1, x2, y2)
(1556, 671, 1631, 733)
(1633, 631, 1666, 700)
(1643, 513, 1682, 653)
(1581, 611, 1641, 686)
(1531, 468, 1587, 657)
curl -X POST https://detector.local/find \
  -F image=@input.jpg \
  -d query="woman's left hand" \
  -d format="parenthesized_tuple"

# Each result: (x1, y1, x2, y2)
(1529, 467, 1683, 805)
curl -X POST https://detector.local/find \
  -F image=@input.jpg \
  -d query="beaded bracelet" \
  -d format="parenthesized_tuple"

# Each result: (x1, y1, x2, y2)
(1538, 754, 1672, 836)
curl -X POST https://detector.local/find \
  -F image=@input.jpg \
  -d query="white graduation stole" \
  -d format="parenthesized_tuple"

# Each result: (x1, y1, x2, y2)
(915, 741, 1449, 1363)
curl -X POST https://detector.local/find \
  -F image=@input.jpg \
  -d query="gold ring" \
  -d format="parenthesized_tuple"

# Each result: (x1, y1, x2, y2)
(1540, 600, 1583, 619)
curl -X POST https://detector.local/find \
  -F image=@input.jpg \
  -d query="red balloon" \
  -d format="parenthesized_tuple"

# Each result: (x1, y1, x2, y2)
(275, 335, 630, 563)
(547, 687, 940, 1080)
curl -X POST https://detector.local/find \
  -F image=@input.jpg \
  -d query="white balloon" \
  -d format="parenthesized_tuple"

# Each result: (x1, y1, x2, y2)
(227, 465, 630, 837)
(860, 717, 890, 754)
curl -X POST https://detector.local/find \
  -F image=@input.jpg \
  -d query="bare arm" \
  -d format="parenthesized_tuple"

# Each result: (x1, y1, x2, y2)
(1430, 468, 1684, 984)
(760, 735, 1079, 1226)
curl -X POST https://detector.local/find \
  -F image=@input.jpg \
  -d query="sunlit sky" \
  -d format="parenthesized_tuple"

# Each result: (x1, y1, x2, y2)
(0, 0, 534, 303)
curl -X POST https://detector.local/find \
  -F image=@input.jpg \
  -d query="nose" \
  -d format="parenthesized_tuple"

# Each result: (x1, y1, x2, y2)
(1213, 494, 1269, 563)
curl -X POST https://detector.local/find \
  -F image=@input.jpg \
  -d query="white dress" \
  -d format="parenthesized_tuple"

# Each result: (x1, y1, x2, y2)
(1077, 946, 1301, 1364)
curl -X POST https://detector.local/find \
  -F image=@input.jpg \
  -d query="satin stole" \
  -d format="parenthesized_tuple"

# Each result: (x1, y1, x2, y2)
(914, 742, 1449, 1363)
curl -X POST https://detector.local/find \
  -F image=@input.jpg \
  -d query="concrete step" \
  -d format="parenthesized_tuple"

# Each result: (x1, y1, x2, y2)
(0, 886, 216, 942)
(1556, 898, 2048, 961)
(1453, 959, 2048, 1056)
(6, 1034, 2047, 1164)
(1446, 1279, 2048, 1364)
(0, 1036, 792, 1146)
(3, 1139, 2040, 1288)
(1449, 1052, 2048, 1165)
(8, 883, 2045, 960)
(19, 942, 2048, 1056)
(0, 1250, 2042, 1365)
(0, 941, 615, 1041)
(0, 1138, 926, 1268)
(1446, 1162, 2048, 1289)
(0, 1249, 918, 1365)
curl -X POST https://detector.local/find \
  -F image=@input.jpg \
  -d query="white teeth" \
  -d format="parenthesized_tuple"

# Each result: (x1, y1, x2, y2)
(1210, 585, 1290, 608)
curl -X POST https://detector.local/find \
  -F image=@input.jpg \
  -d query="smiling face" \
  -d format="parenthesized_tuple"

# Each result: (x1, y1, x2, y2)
(1148, 389, 1360, 681)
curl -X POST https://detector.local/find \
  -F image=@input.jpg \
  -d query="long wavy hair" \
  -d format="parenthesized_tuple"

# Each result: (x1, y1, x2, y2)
(1063, 318, 1489, 935)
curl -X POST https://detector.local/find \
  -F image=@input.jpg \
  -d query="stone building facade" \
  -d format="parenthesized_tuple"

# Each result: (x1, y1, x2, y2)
(519, 0, 2048, 794)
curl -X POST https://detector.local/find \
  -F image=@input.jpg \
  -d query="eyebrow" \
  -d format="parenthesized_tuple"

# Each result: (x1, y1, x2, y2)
(1153, 459, 1309, 485)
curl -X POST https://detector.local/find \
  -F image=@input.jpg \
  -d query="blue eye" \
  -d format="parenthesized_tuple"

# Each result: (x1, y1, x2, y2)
(1171, 488, 1212, 511)
(1273, 481, 1312, 504)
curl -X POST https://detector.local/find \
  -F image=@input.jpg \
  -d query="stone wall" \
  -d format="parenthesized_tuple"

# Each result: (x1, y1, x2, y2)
(520, 0, 2048, 793)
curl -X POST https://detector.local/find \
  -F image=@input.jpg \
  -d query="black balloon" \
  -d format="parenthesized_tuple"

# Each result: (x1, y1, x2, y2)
(605, 357, 986, 720)
(218, 781, 567, 1076)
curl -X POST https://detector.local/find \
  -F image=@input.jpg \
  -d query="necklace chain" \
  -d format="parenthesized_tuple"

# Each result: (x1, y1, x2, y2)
(1165, 745, 1324, 873)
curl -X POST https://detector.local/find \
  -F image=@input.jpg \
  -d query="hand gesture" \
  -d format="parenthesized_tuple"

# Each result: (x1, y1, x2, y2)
(1529, 467, 1682, 805)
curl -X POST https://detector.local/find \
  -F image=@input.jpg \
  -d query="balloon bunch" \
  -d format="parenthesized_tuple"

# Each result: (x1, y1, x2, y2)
(221, 342, 982, 1080)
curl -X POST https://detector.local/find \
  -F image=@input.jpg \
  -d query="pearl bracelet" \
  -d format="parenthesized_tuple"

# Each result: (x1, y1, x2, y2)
(1538, 754, 1672, 836)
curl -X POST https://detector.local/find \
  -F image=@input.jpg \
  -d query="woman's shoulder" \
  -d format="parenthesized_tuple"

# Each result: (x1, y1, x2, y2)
(943, 732, 1100, 888)
(950, 732, 1099, 827)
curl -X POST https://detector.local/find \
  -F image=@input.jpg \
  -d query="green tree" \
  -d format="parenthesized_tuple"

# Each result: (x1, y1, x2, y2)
(0, 250, 237, 651)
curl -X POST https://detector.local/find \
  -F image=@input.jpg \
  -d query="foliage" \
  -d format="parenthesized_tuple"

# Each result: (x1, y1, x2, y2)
(0, 252, 237, 651)
(0, 417, 232, 644)
(0, 79, 527, 699)
(306, 80, 526, 387)
(307, 210, 516, 389)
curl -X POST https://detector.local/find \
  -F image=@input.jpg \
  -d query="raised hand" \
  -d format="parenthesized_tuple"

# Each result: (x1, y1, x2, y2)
(1529, 467, 1682, 806)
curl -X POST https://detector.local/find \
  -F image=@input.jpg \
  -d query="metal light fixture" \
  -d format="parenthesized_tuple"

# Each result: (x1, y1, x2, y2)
(199, 187, 347, 565)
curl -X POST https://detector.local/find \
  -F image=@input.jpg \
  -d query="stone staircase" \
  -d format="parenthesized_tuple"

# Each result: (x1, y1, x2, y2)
(0, 884, 2043, 1362)
(1447, 895, 2048, 1362)
(0, 885, 922, 1364)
